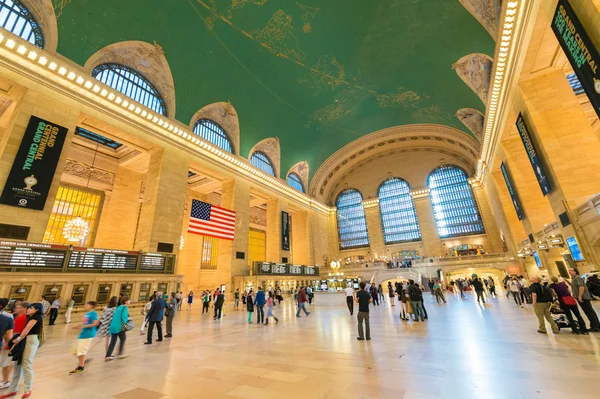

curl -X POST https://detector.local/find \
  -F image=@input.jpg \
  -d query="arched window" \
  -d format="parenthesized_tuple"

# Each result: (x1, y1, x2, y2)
(287, 173, 304, 192)
(0, 0, 45, 48)
(91, 64, 167, 116)
(378, 178, 421, 244)
(250, 151, 275, 176)
(336, 189, 369, 249)
(193, 119, 233, 153)
(428, 165, 484, 238)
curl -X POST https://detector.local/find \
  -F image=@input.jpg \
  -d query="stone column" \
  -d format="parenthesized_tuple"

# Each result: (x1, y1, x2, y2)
(412, 195, 442, 257)
(472, 185, 504, 253)
(134, 148, 188, 254)
(216, 178, 250, 289)
(266, 198, 290, 263)
(291, 210, 310, 265)
(95, 166, 143, 250)
(0, 89, 80, 242)
(363, 203, 385, 259)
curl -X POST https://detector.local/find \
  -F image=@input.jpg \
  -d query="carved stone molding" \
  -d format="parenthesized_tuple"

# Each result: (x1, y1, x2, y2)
(287, 160, 309, 190)
(189, 102, 240, 155)
(455, 108, 484, 141)
(0, 95, 13, 117)
(310, 124, 480, 201)
(22, 0, 58, 52)
(83, 41, 176, 118)
(458, 0, 499, 39)
(63, 159, 114, 185)
(452, 53, 493, 105)
(248, 137, 280, 178)
(249, 214, 267, 226)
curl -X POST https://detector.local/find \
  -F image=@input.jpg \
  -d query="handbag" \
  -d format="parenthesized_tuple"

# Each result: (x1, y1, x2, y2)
(562, 295, 577, 306)
(121, 319, 134, 332)
(38, 326, 46, 348)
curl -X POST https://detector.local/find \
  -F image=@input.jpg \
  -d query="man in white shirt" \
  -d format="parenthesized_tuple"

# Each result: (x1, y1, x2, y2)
(508, 278, 523, 308)
(345, 285, 355, 315)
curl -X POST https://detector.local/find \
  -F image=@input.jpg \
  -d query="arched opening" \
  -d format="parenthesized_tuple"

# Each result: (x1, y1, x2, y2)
(336, 188, 369, 249)
(193, 119, 233, 153)
(378, 177, 421, 244)
(250, 151, 275, 176)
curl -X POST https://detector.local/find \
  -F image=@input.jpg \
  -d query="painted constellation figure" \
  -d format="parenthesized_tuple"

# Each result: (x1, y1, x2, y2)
(228, 0, 268, 19)
(250, 10, 305, 61)
(306, 89, 365, 128)
(298, 54, 350, 91)
(375, 87, 421, 109)
(296, 2, 319, 33)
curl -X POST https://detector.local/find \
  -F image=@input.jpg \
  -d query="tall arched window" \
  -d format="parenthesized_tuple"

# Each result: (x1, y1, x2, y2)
(378, 178, 421, 244)
(250, 151, 275, 176)
(91, 64, 167, 116)
(428, 165, 484, 238)
(336, 189, 369, 249)
(193, 119, 233, 153)
(287, 173, 304, 192)
(0, 0, 45, 48)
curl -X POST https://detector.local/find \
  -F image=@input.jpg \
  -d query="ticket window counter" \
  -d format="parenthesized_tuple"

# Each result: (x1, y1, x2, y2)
(72, 285, 89, 306)
(138, 283, 151, 302)
(119, 284, 132, 299)
(9, 285, 32, 301)
(42, 285, 62, 303)
(157, 283, 168, 295)
(96, 284, 112, 304)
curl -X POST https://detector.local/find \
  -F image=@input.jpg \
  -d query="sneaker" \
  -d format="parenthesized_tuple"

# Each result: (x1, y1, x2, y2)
(104, 356, 115, 361)
(0, 382, 10, 389)
(69, 367, 84, 374)
(537, 330, 547, 334)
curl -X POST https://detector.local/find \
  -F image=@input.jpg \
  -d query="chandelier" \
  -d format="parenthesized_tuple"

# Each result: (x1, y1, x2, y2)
(63, 216, 90, 243)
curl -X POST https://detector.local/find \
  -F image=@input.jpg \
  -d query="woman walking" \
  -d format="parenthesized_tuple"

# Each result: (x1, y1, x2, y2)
(388, 282, 395, 306)
(1, 303, 43, 399)
(398, 288, 409, 320)
(187, 291, 194, 311)
(246, 290, 255, 324)
(264, 291, 279, 325)
(64, 297, 75, 324)
(550, 276, 588, 334)
(97, 296, 118, 351)
(105, 296, 130, 360)
(433, 281, 446, 304)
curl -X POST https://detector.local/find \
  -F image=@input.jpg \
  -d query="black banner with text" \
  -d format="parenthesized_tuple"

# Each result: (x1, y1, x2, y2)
(0, 116, 68, 210)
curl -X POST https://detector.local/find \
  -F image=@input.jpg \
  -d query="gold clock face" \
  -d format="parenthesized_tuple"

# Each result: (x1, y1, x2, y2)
(595, 78, 600, 94)
(23, 174, 38, 190)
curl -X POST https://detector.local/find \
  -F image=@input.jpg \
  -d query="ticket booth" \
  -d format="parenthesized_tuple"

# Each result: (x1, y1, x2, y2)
(96, 284, 112, 304)
(71, 285, 89, 305)
(9, 285, 32, 301)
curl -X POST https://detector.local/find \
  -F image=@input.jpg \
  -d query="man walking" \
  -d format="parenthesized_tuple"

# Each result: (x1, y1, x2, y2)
(214, 290, 225, 320)
(530, 276, 559, 334)
(145, 291, 166, 344)
(355, 282, 371, 341)
(296, 287, 310, 317)
(473, 278, 485, 304)
(49, 296, 61, 325)
(570, 268, 600, 332)
(457, 280, 465, 299)
(508, 277, 523, 307)
(345, 284, 354, 315)
(408, 280, 426, 322)
(40, 296, 51, 320)
(254, 287, 266, 324)
(233, 289, 240, 311)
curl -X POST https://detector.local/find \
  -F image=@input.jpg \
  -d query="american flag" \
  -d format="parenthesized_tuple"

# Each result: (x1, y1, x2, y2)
(188, 199, 236, 240)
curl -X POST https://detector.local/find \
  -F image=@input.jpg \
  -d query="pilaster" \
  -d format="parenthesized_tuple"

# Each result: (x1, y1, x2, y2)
(413, 195, 442, 257)
(266, 198, 290, 263)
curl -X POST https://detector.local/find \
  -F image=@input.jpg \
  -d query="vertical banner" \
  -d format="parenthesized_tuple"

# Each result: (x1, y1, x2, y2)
(500, 162, 524, 220)
(281, 211, 290, 250)
(0, 116, 69, 210)
(551, 0, 600, 119)
(515, 113, 552, 196)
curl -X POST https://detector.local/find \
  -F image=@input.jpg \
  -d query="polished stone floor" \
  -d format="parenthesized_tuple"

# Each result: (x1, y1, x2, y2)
(6, 290, 600, 399)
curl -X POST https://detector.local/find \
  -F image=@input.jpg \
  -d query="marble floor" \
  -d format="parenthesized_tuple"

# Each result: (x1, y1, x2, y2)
(5, 290, 600, 399)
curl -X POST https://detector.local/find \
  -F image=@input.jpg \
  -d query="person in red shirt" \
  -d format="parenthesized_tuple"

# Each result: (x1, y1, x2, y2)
(295, 287, 310, 317)
(12, 302, 27, 334)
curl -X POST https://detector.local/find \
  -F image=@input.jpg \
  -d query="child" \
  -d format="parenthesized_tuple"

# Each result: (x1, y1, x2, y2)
(70, 301, 99, 374)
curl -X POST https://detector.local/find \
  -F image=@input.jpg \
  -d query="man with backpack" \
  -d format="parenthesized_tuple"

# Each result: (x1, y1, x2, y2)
(530, 276, 559, 334)
(408, 280, 425, 322)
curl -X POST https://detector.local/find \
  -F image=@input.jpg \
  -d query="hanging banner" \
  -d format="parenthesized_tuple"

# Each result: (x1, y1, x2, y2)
(0, 116, 68, 210)
(551, 0, 600, 119)
(500, 162, 524, 220)
(515, 113, 552, 196)
(281, 211, 290, 250)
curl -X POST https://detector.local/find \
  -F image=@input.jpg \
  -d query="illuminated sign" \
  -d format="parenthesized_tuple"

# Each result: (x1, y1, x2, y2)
(515, 114, 552, 196)
(500, 162, 524, 220)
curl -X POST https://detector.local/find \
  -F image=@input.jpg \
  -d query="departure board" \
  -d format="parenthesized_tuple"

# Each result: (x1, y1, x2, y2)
(0, 242, 66, 269)
(68, 250, 137, 270)
(140, 254, 166, 270)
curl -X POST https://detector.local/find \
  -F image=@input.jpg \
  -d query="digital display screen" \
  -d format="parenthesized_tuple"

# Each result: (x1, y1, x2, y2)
(533, 251, 542, 268)
(566, 236, 584, 261)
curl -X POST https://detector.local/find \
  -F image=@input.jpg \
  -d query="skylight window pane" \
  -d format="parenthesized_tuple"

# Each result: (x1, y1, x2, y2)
(0, 0, 45, 48)
(336, 189, 369, 249)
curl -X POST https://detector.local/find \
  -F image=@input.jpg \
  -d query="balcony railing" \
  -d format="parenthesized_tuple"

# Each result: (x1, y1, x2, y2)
(0, 240, 175, 274)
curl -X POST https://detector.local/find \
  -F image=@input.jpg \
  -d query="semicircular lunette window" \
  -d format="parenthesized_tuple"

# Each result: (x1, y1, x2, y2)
(193, 119, 233, 153)
(250, 151, 275, 176)
(287, 173, 304, 193)
(0, 0, 45, 48)
(378, 178, 421, 244)
(336, 189, 369, 249)
(91, 64, 167, 116)
(428, 165, 484, 239)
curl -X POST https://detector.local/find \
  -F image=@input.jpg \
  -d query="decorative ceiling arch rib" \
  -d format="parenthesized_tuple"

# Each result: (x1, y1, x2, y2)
(455, 108, 484, 141)
(287, 160, 309, 190)
(248, 137, 281, 178)
(83, 40, 176, 118)
(458, 0, 501, 39)
(310, 124, 480, 203)
(452, 53, 493, 105)
(189, 101, 240, 155)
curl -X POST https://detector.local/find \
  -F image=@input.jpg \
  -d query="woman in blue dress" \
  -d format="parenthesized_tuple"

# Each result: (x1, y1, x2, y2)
(187, 291, 194, 311)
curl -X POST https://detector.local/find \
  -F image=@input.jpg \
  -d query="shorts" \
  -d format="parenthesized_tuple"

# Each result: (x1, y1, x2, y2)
(74, 338, 94, 356)
(0, 348, 12, 367)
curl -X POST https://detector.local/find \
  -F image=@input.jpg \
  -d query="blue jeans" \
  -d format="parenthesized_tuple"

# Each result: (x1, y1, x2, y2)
(412, 301, 425, 321)
(296, 302, 309, 316)
(256, 305, 264, 323)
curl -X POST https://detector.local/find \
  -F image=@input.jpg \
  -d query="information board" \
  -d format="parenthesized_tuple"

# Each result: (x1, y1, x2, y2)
(515, 113, 552, 196)
(140, 254, 167, 270)
(0, 116, 69, 210)
(0, 241, 66, 269)
(254, 262, 319, 276)
(68, 250, 137, 270)
(500, 162, 524, 220)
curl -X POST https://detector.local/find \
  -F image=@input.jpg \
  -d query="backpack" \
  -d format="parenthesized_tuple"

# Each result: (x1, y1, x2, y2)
(539, 284, 553, 302)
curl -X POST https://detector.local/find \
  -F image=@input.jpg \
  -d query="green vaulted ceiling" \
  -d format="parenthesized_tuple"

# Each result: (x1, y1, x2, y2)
(54, 0, 494, 178)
